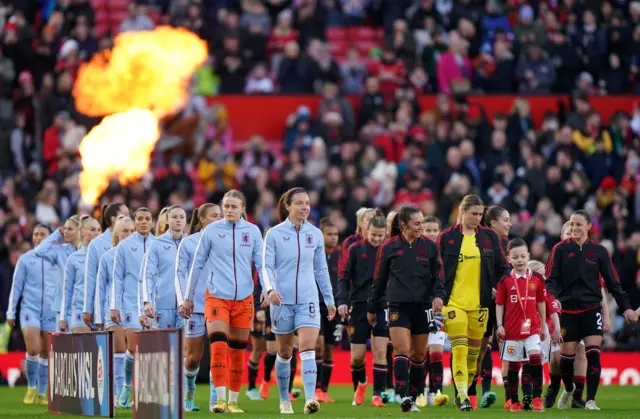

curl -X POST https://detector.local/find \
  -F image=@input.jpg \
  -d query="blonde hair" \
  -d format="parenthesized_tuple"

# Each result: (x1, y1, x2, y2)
(80, 216, 99, 247)
(561, 221, 571, 240)
(112, 215, 133, 246)
(356, 208, 375, 234)
(66, 215, 83, 247)
(156, 207, 169, 236)
(528, 260, 545, 277)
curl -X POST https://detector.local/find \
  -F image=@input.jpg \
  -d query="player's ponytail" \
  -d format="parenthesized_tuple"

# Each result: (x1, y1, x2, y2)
(156, 207, 169, 236)
(355, 208, 375, 234)
(483, 205, 507, 228)
(390, 206, 420, 237)
(278, 187, 307, 222)
(368, 208, 386, 229)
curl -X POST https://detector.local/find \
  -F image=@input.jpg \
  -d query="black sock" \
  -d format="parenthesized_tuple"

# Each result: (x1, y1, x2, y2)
(481, 346, 493, 394)
(321, 361, 333, 392)
(549, 373, 561, 391)
(393, 355, 409, 398)
(559, 353, 576, 392)
(468, 373, 479, 396)
(529, 354, 543, 398)
(573, 375, 585, 400)
(289, 348, 298, 392)
(248, 360, 259, 390)
(503, 375, 510, 402)
(429, 352, 443, 393)
(315, 357, 323, 390)
(373, 364, 387, 396)
(521, 362, 532, 396)
(409, 359, 425, 401)
(585, 346, 601, 401)
(351, 364, 366, 391)
(508, 362, 521, 403)
(263, 351, 276, 382)
(386, 343, 394, 389)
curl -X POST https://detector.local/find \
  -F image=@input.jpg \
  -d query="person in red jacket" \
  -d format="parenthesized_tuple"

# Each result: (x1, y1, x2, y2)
(42, 111, 71, 175)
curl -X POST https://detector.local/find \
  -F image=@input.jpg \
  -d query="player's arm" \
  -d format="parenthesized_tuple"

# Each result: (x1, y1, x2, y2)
(186, 229, 212, 302)
(111, 247, 125, 312)
(368, 241, 390, 313)
(545, 243, 563, 299)
(495, 278, 507, 337)
(141, 244, 158, 306)
(94, 256, 108, 326)
(6, 257, 27, 324)
(599, 247, 635, 322)
(600, 287, 611, 332)
(313, 232, 334, 307)
(336, 244, 355, 308)
(83, 241, 99, 316)
(175, 241, 188, 307)
(430, 241, 445, 303)
(252, 227, 272, 294)
(34, 229, 64, 263)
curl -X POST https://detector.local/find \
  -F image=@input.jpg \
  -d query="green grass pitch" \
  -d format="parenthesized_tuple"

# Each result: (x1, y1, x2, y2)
(2, 385, 638, 418)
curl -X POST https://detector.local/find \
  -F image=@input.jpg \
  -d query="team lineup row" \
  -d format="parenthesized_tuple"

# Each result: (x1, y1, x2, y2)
(6, 189, 640, 414)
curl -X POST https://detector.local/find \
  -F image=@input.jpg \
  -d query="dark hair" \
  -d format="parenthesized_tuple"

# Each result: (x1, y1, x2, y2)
(319, 217, 334, 231)
(572, 209, 592, 224)
(133, 207, 151, 217)
(277, 187, 307, 222)
(389, 206, 421, 237)
(79, 215, 91, 222)
(483, 205, 507, 228)
(368, 208, 387, 229)
(101, 203, 125, 231)
(423, 215, 441, 226)
(507, 238, 528, 253)
(189, 203, 218, 234)
(34, 224, 52, 234)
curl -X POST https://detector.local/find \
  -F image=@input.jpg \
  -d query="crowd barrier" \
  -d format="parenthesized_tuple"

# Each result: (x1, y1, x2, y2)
(134, 328, 183, 419)
(209, 95, 639, 141)
(48, 331, 114, 417)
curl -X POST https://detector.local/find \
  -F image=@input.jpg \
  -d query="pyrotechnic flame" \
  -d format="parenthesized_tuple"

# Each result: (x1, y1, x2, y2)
(73, 27, 208, 204)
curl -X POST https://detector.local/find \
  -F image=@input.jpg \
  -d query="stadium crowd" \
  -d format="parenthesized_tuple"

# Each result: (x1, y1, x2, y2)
(1, 0, 640, 411)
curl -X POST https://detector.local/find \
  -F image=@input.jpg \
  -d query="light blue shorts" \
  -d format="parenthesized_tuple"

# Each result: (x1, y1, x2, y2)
(122, 310, 142, 330)
(153, 309, 184, 330)
(71, 307, 87, 329)
(270, 302, 320, 335)
(20, 310, 57, 332)
(184, 313, 206, 338)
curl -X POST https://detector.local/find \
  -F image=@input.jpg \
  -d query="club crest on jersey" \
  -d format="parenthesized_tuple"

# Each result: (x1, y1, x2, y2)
(416, 247, 426, 256)
(586, 250, 597, 259)
(482, 237, 492, 250)
(448, 311, 456, 320)
(507, 346, 516, 356)
(241, 232, 251, 247)
(561, 328, 566, 336)
(529, 282, 536, 290)
(188, 321, 195, 332)
(390, 312, 399, 321)
(305, 234, 314, 248)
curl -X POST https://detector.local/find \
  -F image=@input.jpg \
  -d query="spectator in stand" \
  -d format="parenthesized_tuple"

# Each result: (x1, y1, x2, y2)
(513, 5, 545, 48)
(340, 0, 370, 26)
(119, 3, 155, 33)
(293, 0, 327, 49)
(245, 63, 275, 94)
(318, 82, 354, 137)
(267, 9, 298, 71)
(340, 47, 367, 95)
(386, 19, 417, 69)
(197, 141, 238, 203)
(216, 33, 249, 94)
(480, 0, 511, 51)
(436, 30, 471, 95)
(309, 42, 341, 93)
(277, 41, 313, 93)
(241, 0, 272, 36)
(574, 10, 607, 79)
(516, 44, 556, 94)
(368, 45, 406, 103)
(73, 21, 98, 62)
(548, 30, 582, 94)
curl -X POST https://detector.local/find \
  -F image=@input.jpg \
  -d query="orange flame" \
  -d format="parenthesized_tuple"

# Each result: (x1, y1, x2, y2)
(73, 27, 208, 204)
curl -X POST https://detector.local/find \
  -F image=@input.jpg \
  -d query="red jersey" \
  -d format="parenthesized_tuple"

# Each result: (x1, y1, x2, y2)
(542, 291, 560, 334)
(496, 269, 546, 340)
(367, 59, 406, 101)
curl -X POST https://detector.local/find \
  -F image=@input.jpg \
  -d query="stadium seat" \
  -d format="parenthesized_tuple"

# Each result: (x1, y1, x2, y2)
(349, 26, 376, 41)
(109, 11, 128, 26)
(90, 0, 108, 11)
(353, 41, 380, 57)
(94, 23, 109, 39)
(95, 10, 109, 26)
(108, 0, 131, 13)
(328, 40, 349, 57)
(326, 27, 347, 42)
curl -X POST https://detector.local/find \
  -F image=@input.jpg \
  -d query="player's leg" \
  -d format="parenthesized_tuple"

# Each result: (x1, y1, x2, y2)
(260, 325, 277, 400)
(206, 296, 232, 413)
(582, 307, 604, 411)
(572, 342, 587, 407)
(388, 303, 413, 410)
(408, 333, 428, 408)
(443, 306, 470, 404)
(371, 336, 389, 407)
(107, 324, 126, 407)
(500, 339, 523, 411)
(472, 304, 495, 408)
(294, 302, 322, 414)
(545, 347, 562, 408)
(481, 336, 494, 395)
(183, 314, 206, 411)
(36, 313, 56, 405)
(21, 322, 41, 404)
(557, 312, 580, 409)
(386, 340, 395, 399)
(428, 334, 447, 406)
(247, 333, 266, 400)
(314, 308, 327, 401)
(348, 302, 370, 405)
(272, 304, 296, 413)
(524, 335, 544, 412)
(463, 308, 489, 411)
(225, 297, 253, 413)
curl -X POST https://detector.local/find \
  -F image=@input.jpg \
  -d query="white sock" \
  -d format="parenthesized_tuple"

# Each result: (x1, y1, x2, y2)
(215, 386, 226, 403)
(229, 390, 239, 403)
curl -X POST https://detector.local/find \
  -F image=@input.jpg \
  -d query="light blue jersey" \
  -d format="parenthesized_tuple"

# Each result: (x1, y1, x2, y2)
(142, 231, 184, 310)
(111, 232, 154, 317)
(175, 232, 204, 313)
(6, 249, 58, 331)
(183, 219, 267, 304)
(94, 248, 117, 327)
(262, 219, 334, 306)
(60, 248, 88, 328)
(83, 230, 113, 317)
(33, 230, 76, 315)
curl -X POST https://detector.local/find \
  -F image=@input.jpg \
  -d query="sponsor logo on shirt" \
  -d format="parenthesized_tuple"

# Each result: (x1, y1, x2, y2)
(458, 253, 481, 263)
(283, 236, 291, 241)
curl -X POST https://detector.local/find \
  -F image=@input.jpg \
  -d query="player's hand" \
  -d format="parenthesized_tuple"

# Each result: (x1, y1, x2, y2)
(268, 290, 282, 306)
(539, 327, 546, 342)
(178, 305, 190, 319)
(260, 292, 269, 308)
(327, 305, 336, 321)
(83, 313, 93, 327)
(110, 310, 121, 324)
(182, 299, 194, 317)
(367, 312, 377, 327)
(60, 320, 69, 332)
(144, 303, 154, 318)
(256, 310, 266, 323)
(95, 322, 104, 330)
(497, 326, 505, 338)
(552, 328, 563, 345)
(603, 313, 611, 332)
(555, 299, 562, 311)
(623, 309, 639, 323)
(432, 297, 443, 312)
(492, 288, 497, 299)
(7, 319, 15, 328)
(338, 304, 349, 321)
(139, 315, 150, 328)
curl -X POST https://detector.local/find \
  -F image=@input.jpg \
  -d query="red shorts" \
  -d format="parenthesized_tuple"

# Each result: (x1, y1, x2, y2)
(204, 291, 254, 329)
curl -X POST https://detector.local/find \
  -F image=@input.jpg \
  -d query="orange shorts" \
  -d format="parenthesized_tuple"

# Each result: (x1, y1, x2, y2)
(204, 291, 254, 329)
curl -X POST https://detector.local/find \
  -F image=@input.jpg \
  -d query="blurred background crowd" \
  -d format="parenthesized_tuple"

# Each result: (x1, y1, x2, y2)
(0, 0, 640, 352)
